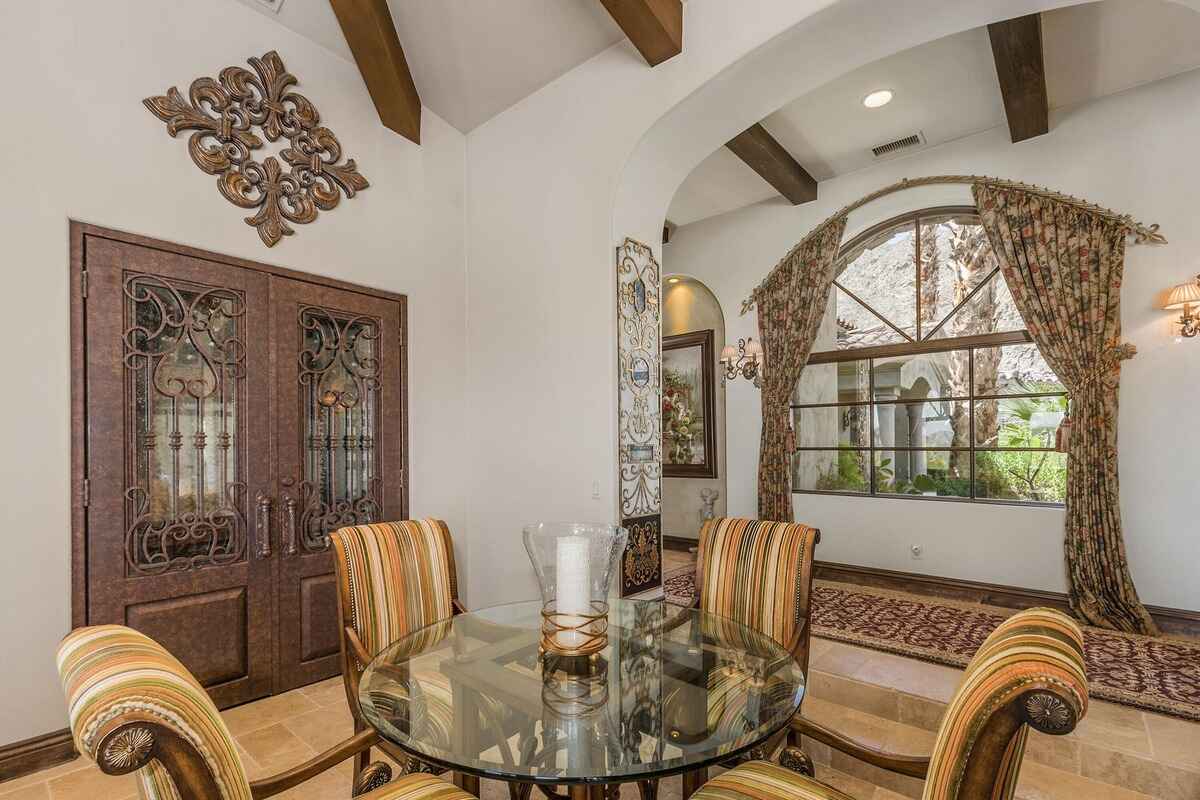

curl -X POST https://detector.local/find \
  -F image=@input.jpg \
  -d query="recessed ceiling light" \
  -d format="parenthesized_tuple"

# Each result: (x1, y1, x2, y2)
(863, 90, 894, 109)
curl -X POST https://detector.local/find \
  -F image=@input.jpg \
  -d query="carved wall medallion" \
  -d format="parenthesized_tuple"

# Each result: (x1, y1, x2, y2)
(144, 51, 369, 247)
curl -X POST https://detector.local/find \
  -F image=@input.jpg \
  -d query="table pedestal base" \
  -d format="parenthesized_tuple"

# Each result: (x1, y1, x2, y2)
(454, 772, 480, 797)
(682, 768, 707, 800)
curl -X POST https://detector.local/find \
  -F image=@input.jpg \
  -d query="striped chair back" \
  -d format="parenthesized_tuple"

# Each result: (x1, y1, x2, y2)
(697, 517, 819, 649)
(923, 607, 1088, 800)
(57, 625, 252, 800)
(330, 519, 458, 665)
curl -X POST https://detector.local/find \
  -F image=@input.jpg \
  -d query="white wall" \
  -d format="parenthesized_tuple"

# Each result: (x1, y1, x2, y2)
(0, 0, 468, 745)
(667, 70, 1200, 609)
(462, 0, 862, 606)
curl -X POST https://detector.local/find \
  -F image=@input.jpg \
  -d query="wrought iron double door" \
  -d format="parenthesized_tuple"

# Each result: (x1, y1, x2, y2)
(80, 228, 405, 707)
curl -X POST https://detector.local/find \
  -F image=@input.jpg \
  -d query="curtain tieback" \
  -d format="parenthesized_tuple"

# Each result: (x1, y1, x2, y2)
(1070, 341, 1138, 396)
(1057, 341, 1137, 452)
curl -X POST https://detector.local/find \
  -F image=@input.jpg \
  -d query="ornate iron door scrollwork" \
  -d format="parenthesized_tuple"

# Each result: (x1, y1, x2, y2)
(295, 305, 384, 550)
(123, 273, 249, 576)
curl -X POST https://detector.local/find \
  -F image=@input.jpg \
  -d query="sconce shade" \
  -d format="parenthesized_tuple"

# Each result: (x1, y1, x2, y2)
(1164, 279, 1200, 310)
(744, 338, 764, 362)
(719, 345, 737, 364)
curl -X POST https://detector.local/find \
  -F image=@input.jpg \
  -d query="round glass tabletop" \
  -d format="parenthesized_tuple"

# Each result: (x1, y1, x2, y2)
(359, 599, 805, 785)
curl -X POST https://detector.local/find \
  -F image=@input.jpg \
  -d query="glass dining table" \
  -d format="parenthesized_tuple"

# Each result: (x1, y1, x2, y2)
(358, 599, 806, 800)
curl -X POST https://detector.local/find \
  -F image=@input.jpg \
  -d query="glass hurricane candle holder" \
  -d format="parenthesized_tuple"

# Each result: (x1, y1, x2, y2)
(522, 522, 628, 656)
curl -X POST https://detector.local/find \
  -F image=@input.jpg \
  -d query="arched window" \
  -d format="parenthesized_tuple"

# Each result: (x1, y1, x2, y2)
(791, 207, 1067, 505)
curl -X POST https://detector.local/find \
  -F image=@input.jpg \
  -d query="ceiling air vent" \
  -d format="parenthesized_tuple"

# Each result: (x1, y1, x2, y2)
(871, 132, 925, 159)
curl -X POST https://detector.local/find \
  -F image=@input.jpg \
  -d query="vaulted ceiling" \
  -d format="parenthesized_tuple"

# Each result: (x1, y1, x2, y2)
(667, 0, 1200, 228)
(233, 0, 630, 133)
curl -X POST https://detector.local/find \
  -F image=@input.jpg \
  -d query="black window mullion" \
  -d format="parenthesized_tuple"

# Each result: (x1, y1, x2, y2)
(969, 346, 976, 499)
(915, 214, 923, 341)
(868, 358, 876, 496)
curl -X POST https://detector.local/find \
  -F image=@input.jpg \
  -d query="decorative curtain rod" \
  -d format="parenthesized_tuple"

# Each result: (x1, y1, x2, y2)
(739, 174, 1167, 316)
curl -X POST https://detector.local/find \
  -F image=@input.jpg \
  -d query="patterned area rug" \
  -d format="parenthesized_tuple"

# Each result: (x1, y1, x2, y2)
(661, 566, 1200, 721)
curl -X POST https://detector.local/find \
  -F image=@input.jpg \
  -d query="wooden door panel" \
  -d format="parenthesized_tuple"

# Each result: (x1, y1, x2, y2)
(273, 277, 406, 690)
(298, 574, 340, 663)
(125, 588, 249, 687)
(83, 235, 274, 707)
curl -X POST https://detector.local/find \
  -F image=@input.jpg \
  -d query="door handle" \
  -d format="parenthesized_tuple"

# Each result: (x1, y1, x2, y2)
(254, 492, 273, 559)
(282, 493, 299, 557)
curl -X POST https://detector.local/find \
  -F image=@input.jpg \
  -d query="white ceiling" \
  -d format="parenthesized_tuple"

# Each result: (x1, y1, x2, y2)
(232, 0, 624, 133)
(668, 0, 1200, 228)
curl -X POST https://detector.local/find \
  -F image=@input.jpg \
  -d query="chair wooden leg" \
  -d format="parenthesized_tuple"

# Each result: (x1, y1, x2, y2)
(681, 768, 706, 800)
(352, 719, 371, 786)
(637, 778, 658, 800)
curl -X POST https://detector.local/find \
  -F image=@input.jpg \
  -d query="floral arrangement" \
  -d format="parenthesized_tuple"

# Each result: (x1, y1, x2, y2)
(663, 369, 697, 464)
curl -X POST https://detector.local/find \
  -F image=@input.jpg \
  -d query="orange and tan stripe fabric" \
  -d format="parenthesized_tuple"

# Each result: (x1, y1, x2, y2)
(330, 519, 457, 663)
(698, 517, 818, 648)
(361, 772, 476, 800)
(57, 625, 251, 800)
(692, 760, 855, 800)
(923, 607, 1088, 800)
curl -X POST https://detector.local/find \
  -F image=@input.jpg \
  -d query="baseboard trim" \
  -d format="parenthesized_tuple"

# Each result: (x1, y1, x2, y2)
(663, 535, 697, 552)
(0, 729, 76, 784)
(814, 561, 1200, 639)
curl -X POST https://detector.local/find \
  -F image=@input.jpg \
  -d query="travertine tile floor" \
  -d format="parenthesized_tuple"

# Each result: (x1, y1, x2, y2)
(5, 550, 1197, 799)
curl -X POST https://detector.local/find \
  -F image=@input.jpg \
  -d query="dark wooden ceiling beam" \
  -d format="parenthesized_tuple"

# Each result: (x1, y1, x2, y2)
(725, 124, 818, 205)
(987, 14, 1049, 143)
(599, 0, 683, 66)
(329, 0, 422, 144)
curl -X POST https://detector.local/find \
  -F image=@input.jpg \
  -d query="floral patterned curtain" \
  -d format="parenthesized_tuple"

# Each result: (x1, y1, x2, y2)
(755, 219, 848, 522)
(972, 184, 1158, 636)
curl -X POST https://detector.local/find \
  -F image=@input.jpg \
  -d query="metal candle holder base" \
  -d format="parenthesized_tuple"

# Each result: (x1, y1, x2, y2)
(540, 601, 609, 657)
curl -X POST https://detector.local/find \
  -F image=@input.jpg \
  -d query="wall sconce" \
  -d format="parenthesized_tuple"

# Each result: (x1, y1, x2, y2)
(720, 338, 763, 388)
(1163, 275, 1200, 339)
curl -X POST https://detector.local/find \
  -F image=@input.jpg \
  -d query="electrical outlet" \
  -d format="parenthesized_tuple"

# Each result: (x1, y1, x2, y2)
(591, 480, 601, 500)
(910, 544, 923, 559)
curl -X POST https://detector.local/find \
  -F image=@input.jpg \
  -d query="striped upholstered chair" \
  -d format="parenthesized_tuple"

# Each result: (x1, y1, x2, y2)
(692, 607, 1089, 800)
(330, 520, 472, 785)
(57, 624, 473, 800)
(652, 517, 819, 798)
(694, 517, 820, 674)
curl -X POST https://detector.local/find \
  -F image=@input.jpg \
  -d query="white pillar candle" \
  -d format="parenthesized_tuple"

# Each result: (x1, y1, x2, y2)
(555, 535, 590, 649)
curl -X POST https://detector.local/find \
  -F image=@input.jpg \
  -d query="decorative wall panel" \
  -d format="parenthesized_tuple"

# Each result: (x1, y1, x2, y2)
(144, 51, 369, 247)
(617, 238, 662, 595)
